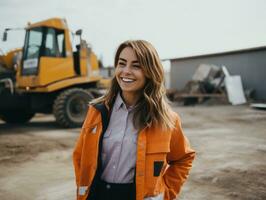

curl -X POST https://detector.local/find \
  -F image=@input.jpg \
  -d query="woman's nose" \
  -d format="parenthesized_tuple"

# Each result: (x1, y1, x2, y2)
(122, 65, 132, 74)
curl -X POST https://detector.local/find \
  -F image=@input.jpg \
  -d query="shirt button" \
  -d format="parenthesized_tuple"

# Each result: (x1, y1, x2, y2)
(113, 165, 116, 169)
(106, 184, 111, 189)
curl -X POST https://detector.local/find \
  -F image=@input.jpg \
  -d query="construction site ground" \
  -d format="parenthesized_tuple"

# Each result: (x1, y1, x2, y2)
(0, 105, 265, 200)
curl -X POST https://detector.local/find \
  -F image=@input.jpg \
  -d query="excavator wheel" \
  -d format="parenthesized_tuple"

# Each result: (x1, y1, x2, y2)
(0, 111, 35, 124)
(53, 88, 94, 128)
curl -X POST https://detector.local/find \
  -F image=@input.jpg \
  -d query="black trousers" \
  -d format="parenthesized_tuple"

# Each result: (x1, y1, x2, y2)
(88, 180, 136, 200)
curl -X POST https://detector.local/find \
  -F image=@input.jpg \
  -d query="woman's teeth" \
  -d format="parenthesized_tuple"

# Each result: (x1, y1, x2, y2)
(122, 78, 134, 82)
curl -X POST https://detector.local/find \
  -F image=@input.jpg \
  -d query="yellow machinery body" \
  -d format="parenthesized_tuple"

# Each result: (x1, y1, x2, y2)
(0, 18, 106, 128)
(16, 18, 101, 92)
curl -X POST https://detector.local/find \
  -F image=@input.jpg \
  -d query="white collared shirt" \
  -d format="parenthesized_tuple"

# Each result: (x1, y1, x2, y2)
(101, 93, 138, 183)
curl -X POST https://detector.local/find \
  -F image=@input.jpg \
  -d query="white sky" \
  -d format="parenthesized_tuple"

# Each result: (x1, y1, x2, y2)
(0, 0, 265, 66)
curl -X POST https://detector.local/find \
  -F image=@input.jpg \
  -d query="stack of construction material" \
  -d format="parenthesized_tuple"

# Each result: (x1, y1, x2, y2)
(168, 64, 246, 105)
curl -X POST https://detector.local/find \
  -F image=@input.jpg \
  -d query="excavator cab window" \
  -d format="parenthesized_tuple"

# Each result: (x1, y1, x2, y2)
(22, 27, 66, 75)
(44, 28, 65, 57)
(57, 32, 65, 57)
(22, 27, 43, 75)
(23, 27, 43, 60)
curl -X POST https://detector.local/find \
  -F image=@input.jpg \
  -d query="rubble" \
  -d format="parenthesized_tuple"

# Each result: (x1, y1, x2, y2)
(167, 64, 248, 105)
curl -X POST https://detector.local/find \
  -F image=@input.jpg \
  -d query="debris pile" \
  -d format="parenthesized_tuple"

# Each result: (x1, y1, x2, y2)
(167, 64, 247, 105)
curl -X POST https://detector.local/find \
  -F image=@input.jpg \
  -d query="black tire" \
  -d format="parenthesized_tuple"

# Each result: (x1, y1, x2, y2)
(53, 88, 94, 128)
(0, 111, 35, 124)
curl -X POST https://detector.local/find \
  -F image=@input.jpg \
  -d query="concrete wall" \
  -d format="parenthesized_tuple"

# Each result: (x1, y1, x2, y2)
(170, 49, 266, 100)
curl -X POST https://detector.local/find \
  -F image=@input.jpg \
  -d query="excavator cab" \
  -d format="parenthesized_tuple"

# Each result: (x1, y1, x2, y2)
(22, 26, 66, 75)
(17, 18, 100, 90)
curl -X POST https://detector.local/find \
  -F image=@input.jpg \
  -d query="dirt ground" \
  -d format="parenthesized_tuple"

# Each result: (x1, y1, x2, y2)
(0, 105, 265, 200)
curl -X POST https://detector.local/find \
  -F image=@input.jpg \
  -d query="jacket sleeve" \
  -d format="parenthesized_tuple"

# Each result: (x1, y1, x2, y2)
(72, 106, 91, 186)
(73, 126, 85, 186)
(163, 115, 196, 200)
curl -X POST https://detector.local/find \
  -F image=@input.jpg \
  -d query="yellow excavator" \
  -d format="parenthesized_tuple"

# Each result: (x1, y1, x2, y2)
(0, 18, 106, 127)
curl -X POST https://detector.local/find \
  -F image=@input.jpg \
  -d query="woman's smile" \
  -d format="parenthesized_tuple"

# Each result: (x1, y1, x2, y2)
(121, 77, 136, 83)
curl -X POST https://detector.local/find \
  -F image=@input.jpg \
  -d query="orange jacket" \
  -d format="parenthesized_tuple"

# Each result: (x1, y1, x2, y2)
(73, 104, 195, 200)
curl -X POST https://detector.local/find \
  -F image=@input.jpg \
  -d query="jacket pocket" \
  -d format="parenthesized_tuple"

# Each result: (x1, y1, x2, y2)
(146, 142, 170, 177)
(145, 142, 170, 196)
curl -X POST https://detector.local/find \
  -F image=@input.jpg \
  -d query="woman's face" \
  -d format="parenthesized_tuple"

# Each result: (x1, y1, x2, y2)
(115, 47, 146, 99)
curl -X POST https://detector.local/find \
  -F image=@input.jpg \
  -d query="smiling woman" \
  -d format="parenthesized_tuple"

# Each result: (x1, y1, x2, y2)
(73, 40, 195, 200)
(115, 46, 146, 107)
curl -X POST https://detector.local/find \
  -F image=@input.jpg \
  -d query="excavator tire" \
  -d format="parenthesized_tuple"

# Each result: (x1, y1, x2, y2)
(53, 88, 93, 128)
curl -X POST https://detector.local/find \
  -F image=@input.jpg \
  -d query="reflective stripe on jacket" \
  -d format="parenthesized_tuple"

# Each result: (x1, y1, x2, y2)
(73, 104, 195, 200)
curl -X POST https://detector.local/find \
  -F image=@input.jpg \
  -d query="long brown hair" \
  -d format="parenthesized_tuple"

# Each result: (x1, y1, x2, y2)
(92, 40, 175, 130)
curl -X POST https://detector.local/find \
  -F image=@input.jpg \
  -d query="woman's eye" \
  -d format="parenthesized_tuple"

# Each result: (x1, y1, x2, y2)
(118, 62, 126, 67)
(133, 65, 141, 69)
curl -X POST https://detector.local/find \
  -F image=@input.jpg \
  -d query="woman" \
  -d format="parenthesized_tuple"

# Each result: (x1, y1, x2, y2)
(73, 40, 195, 200)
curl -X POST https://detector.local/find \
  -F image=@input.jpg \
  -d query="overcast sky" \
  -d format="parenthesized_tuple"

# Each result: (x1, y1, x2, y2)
(0, 0, 265, 66)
